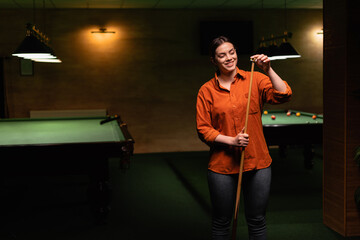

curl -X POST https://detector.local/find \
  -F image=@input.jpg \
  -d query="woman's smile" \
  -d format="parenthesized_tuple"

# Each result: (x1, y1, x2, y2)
(214, 42, 238, 73)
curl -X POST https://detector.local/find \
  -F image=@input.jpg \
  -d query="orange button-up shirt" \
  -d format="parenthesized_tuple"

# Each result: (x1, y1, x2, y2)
(196, 67, 292, 174)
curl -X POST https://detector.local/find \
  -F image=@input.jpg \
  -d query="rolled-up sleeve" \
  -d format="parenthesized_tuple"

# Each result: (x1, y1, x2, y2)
(196, 89, 220, 144)
(259, 74, 292, 104)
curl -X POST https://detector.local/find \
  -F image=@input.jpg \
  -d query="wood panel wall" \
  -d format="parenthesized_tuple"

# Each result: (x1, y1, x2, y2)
(323, 0, 360, 236)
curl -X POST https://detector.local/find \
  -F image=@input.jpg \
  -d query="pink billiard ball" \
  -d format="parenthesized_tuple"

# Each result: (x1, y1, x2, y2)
(271, 115, 276, 120)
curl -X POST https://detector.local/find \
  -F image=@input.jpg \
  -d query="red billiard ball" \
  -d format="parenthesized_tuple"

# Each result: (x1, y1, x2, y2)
(312, 115, 317, 119)
(271, 115, 276, 120)
(286, 111, 291, 116)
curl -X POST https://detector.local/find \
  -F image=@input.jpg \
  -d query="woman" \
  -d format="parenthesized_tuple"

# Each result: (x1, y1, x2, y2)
(196, 36, 292, 240)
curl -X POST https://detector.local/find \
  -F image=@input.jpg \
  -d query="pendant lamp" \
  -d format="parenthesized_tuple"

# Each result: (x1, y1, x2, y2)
(12, 23, 61, 63)
(254, 0, 300, 60)
(277, 36, 301, 59)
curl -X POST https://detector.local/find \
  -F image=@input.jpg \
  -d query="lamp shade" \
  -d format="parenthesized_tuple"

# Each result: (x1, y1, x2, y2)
(266, 43, 288, 60)
(266, 42, 300, 60)
(12, 35, 56, 59)
(277, 42, 301, 59)
(254, 31, 300, 60)
(254, 45, 269, 55)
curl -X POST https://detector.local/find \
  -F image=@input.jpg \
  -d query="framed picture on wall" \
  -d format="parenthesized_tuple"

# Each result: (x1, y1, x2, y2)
(20, 58, 33, 76)
(199, 20, 253, 55)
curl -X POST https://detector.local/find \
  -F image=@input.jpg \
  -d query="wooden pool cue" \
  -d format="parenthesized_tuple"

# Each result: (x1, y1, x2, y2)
(231, 58, 255, 240)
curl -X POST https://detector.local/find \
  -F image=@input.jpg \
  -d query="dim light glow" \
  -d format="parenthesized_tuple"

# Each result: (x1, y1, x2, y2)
(32, 58, 62, 63)
(309, 25, 323, 45)
(78, 25, 122, 55)
(12, 53, 56, 59)
(91, 32, 117, 42)
(91, 28, 115, 34)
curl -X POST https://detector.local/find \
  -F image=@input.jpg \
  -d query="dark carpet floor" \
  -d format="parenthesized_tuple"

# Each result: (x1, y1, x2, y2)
(1, 145, 359, 240)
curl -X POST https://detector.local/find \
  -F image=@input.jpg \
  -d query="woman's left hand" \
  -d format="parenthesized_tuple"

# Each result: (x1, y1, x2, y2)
(250, 54, 270, 73)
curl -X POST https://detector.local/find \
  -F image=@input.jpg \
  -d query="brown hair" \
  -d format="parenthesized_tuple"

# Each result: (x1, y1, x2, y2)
(209, 36, 237, 74)
(209, 36, 234, 59)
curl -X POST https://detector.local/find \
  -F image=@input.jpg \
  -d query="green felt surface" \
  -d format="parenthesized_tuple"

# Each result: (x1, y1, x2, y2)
(0, 117, 125, 146)
(261, 109, 323, 125)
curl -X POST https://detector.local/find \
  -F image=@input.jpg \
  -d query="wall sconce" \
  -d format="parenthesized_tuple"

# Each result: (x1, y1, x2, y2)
(91, 28, 115, 34)
(12, 23, 62, 63)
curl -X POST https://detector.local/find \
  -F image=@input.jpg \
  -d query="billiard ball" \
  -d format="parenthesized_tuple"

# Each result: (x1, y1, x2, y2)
(271, 115, 276, 120)
(312, 115, 317, 119)
(286, 111, 291, 116)
(264, 110, 268, 115)
(296, 112, 301, 117)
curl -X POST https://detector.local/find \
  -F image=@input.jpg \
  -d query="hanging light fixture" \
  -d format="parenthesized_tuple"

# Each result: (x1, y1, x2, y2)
(255, 33, 296, 60)
(254, 37, 269, 55)
(12, 0, 62, 64)
(275, 0, 300, 59)
(12, 32, 54, 59)
(269, 32, 300, 60)
(12, 23, 61, 63)
(277, 32, 301, 59)
(254, 0, 272, 58)
(266, 35, 285, 60)
(254, 0, 300, 60)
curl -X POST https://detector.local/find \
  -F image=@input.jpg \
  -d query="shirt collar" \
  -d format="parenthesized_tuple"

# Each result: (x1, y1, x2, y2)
(214, 67, 245, 86)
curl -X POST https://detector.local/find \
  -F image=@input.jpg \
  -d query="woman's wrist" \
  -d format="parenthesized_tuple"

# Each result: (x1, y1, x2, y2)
(215, 134, 236, 146)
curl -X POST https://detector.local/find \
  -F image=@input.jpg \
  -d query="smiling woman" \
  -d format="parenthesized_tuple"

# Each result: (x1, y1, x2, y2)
(211, 42, 238, 90)
(196, 35, 292, 240)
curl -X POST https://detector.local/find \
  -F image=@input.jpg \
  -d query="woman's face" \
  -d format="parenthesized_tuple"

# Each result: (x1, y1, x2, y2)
(213, 42, 238, 74)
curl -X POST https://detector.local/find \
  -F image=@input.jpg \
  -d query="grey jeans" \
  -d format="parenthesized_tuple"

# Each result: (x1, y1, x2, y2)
(207, 166, 271, 240)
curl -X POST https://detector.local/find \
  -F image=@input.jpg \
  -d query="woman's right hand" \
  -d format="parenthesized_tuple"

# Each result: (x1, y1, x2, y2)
(233, 128, 249, 147)
(214, 128, 249, 147)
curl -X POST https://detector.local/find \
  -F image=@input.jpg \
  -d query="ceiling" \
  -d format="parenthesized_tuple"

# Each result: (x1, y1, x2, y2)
(0, 0, 322, 9)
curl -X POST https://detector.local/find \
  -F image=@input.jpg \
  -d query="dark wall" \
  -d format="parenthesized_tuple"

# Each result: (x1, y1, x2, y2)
(0, 8, 322, 153)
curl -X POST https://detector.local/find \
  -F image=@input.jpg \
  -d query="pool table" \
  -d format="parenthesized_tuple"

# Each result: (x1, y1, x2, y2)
(0, 115, 134, 222)
(261, 109, 323, 169)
